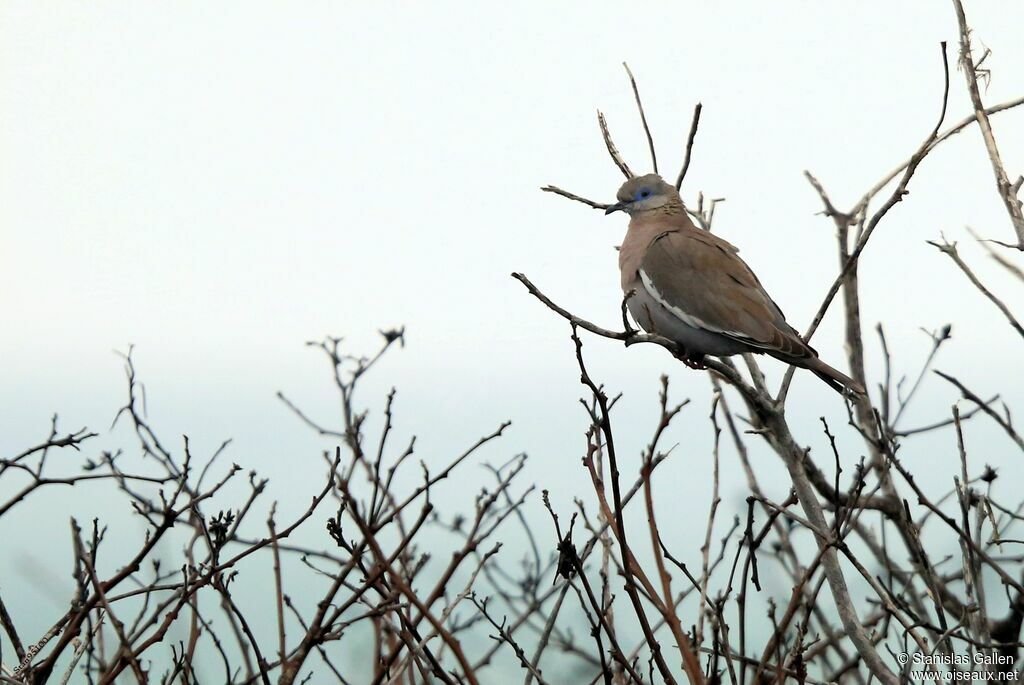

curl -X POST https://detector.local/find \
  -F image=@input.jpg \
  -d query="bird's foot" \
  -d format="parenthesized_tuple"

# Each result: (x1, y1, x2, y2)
(674, 349, 708, 370)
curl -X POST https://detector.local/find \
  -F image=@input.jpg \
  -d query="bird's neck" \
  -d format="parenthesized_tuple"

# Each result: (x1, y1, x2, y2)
(618, 210, 692, 290)
(632, 200, 692, 225)
(658, 197, 687, 217)
(633, 197, 688, 220)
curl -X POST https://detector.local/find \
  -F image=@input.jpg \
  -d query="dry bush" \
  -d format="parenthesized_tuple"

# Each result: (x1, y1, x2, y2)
(3, 3, 1024, 683)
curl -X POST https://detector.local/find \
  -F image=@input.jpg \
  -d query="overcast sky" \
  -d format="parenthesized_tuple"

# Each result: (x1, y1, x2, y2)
(3, 2, 1024, 680)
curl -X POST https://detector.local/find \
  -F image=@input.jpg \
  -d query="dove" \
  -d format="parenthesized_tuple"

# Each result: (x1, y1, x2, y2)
(606, 173, 864, 395)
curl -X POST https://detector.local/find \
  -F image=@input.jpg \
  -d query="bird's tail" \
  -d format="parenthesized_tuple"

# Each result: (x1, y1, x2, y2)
(803, 357, 866, 397)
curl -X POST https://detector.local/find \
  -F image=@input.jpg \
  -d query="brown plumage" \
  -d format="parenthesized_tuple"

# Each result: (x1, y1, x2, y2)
(606, 173, 864, 396)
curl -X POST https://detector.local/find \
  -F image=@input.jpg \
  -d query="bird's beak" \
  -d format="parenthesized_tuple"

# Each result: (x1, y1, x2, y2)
(604, 201, 629, 215)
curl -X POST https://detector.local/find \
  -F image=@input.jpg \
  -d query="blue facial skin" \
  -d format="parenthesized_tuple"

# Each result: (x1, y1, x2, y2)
(636, 188, 651, 200)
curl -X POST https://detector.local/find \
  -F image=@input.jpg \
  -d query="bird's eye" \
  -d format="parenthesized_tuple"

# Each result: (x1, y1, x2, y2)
(638, 188, 651, 200)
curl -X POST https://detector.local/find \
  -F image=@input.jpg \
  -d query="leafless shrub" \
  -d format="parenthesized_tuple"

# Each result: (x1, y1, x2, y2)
(4, 4, 1024, 684)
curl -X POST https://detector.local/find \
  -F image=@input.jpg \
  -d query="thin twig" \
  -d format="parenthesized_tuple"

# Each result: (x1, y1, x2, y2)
(623, 62, 657, 174)
(676, 103, 703, 190)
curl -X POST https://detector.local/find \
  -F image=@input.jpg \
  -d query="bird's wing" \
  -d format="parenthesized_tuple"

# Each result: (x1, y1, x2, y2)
(638, 227, 814, 360)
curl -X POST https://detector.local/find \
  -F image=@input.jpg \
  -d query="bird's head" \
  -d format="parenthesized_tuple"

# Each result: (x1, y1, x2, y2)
(605, 173, 682, 216)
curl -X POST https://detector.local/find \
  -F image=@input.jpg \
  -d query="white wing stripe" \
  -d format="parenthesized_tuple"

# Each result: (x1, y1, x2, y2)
(638, 268, 754, 342)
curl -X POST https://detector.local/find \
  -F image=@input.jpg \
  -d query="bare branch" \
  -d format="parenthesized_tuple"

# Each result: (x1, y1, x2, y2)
(623, 62, 657, 174)
(597, 110, 634, 179)
(676, 103, 703, 190)
(928, 237, 1024, 341)
(951, 0, 1024, 247)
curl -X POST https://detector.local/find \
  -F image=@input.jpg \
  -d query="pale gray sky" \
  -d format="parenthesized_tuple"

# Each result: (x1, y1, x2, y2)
(3, 2, 1024, 680)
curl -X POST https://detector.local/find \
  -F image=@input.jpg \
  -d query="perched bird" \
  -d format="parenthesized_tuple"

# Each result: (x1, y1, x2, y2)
(605, 173, 864, 395)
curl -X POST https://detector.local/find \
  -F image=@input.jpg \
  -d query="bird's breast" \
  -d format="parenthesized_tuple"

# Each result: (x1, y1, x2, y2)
(618, 220, 669, 291)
